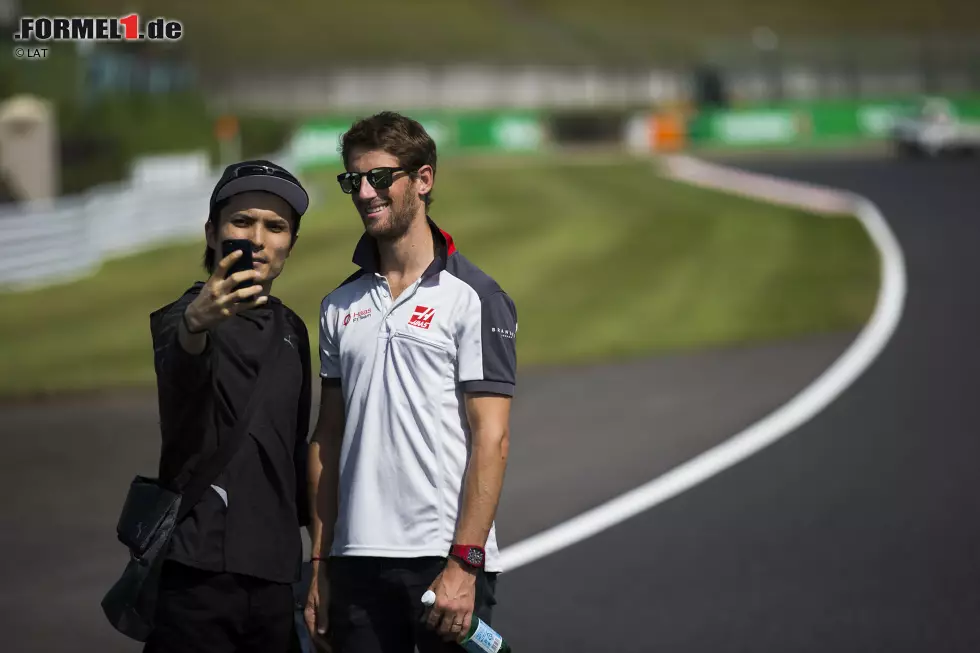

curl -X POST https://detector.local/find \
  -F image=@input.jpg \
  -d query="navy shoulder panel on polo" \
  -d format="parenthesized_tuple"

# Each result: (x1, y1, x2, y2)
(444, 250, 502, 300)
(445, 250, 519, 396)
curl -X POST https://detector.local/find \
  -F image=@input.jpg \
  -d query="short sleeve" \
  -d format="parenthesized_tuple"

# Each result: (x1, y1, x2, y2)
(319, 294, 342, 381)
(457, 290, 518, 396)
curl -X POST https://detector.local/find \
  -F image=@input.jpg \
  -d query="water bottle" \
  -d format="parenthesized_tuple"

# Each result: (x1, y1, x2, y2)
(421, 590, 513, 653)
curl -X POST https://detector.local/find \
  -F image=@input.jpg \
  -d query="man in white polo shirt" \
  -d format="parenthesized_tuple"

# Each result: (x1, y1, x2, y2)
(304, 112, 517, 653)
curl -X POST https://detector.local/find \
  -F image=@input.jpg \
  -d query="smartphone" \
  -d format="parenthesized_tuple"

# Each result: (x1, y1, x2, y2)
(220, 239, 255, 293)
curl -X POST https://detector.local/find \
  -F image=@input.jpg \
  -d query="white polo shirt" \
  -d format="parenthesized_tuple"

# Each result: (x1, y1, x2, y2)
(319, 218, 517, 573)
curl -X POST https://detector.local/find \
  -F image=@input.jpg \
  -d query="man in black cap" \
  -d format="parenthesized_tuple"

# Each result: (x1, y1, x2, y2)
(143, 160, 314, 653)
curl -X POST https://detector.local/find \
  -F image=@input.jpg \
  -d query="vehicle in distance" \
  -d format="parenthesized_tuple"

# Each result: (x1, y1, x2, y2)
(890, 97, 980, 158)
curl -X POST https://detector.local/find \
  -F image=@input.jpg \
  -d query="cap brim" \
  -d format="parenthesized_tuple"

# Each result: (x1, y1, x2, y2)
(214, 176, 309, 217)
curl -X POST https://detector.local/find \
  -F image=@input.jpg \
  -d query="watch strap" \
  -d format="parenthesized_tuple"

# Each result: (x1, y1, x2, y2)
(449, 544, 485, 569)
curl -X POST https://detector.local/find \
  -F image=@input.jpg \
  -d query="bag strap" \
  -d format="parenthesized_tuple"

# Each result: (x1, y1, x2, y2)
(175, 302, 284, 522)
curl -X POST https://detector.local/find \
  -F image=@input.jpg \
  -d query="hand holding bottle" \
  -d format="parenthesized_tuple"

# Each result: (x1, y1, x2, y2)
(421, 590, 512, 653)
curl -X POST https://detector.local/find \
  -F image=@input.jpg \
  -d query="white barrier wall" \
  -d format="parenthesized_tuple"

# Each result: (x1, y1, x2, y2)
(0, 150, 296, 292)
(0, 177, 214, 291)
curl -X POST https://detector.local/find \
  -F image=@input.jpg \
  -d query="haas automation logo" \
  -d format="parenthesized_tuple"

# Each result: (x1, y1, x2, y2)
(409, 306, 435, 329)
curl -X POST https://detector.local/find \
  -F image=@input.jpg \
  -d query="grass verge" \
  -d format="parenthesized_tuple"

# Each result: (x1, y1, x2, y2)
(0, 155, 878, 399)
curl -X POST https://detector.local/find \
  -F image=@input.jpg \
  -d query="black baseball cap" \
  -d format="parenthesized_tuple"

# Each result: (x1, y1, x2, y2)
(210, 159, 310, 217)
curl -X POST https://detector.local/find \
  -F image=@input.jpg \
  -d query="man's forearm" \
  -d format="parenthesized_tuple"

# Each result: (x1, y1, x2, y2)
(306, 441, 321, 546)
(311, 431, 342, 560)
(454, 428, 509, 547)
(308, 382, 346, 569)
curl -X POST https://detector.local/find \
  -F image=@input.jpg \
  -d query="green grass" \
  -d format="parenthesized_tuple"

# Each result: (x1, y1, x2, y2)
(25, 0, 980, 67)
(0, 154, 879, 399)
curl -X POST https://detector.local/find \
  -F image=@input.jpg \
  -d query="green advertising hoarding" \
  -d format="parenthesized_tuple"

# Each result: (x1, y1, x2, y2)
(456, 111, 546, 151)
(289, 111, 545, 170)
(687, 96, 980, 148)
(704, 109, 801, 145)
(289, 120, 349, 168)
(288, 115, 458, 168)
(688, 102, 912, 146)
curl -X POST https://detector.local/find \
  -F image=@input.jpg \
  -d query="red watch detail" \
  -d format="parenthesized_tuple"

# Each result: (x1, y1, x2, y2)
(449, 544, 485, 569)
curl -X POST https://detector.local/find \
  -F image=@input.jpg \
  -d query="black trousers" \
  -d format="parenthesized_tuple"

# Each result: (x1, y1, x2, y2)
(143, 561, 301, 653)
(328, 556, 499, 653)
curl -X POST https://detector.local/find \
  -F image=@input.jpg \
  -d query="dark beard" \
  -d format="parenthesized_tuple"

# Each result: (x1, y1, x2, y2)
(370, 184, 422, 242)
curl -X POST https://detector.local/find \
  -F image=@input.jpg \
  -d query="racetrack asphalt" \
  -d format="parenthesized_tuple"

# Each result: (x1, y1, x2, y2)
(0, 331, 851, 652)
(492, 156, 980, 652)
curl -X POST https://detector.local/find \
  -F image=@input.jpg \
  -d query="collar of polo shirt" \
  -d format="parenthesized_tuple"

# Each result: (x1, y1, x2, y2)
(351, 216, 458, 279)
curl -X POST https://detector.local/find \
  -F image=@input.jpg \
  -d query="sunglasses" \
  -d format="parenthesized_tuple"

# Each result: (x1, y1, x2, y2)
(336, 167, 415, 194)
(230, 163, 298, 183)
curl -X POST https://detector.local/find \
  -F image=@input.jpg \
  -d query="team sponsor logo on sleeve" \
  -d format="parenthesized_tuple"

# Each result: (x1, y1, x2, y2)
(491, 326, 516, 339)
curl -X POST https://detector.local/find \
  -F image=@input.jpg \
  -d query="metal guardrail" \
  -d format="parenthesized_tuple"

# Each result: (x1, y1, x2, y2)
(0, 150, 296, 292)
(0, 177, 214, 291)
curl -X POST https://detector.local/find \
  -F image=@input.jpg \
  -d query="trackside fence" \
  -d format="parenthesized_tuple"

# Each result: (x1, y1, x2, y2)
(0, 151, 296, 292)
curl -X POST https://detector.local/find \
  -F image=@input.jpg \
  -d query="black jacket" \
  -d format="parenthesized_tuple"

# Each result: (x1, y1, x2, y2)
(150, 283, 311, 584)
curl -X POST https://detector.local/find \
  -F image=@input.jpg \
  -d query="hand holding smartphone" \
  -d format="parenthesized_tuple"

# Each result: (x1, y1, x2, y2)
(220, 239, 255, 294)
(181, 239, 265, 339)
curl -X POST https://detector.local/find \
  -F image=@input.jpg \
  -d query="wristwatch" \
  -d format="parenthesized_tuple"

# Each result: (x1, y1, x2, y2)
(449, 544, 485, 570)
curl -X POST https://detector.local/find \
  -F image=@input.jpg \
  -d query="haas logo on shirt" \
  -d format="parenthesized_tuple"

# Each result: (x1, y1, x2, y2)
(409, 305, 435, 329)
(343, 308, 372, 327)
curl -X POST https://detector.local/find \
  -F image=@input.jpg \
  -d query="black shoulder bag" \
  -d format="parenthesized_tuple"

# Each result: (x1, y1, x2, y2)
(101, 303, 283, 642)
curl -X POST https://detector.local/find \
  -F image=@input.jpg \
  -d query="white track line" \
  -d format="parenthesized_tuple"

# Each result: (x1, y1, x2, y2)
(497, 156, 907, 573)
